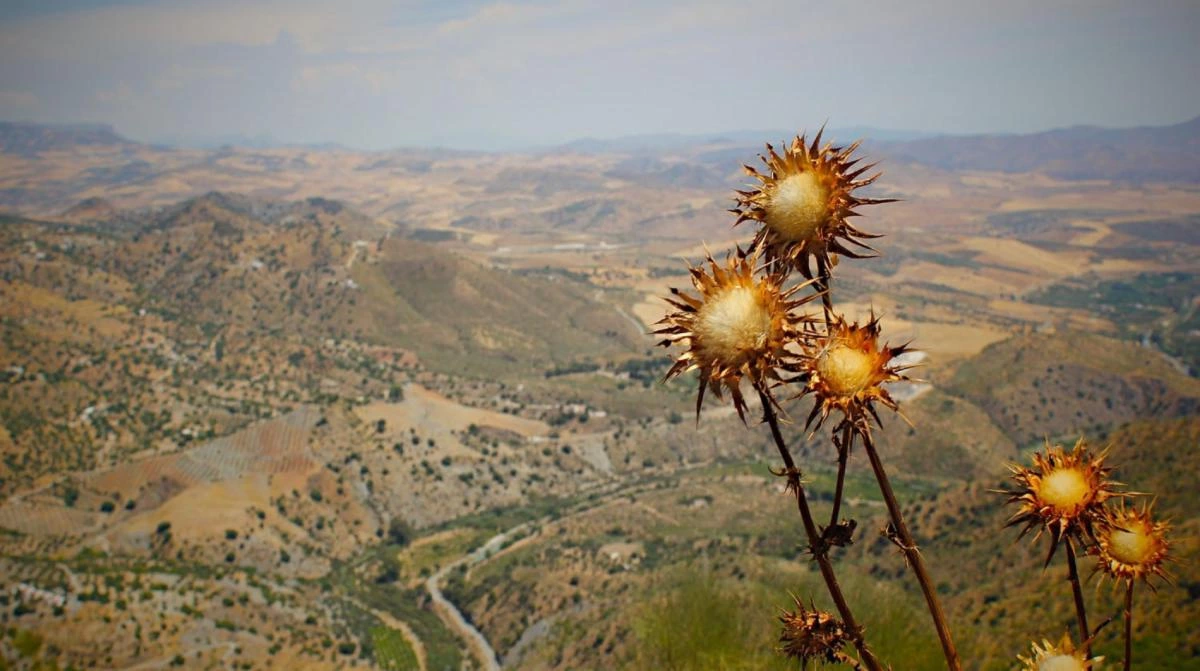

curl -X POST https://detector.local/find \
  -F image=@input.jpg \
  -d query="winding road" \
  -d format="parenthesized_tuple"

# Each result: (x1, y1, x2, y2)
(421, 473, 704, 669)
(425, 523, 544, 670)
(612, 304, 647, 337)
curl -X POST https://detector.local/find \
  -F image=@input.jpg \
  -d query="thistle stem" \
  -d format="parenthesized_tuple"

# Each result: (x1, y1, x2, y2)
(828, 422, 852, 530)
(815, 257, 834, 324)
(757, 388, 884, 671)
(1065, 538, 1091, 658)
(860, 427, 961, 671)
(1123, 580, 1134, 671)
(835, 651, 866, 670)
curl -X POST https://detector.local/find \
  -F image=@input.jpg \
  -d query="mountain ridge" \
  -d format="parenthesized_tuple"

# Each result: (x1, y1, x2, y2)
(882, 115, 1200, 181)
(0, 121, 136, 156)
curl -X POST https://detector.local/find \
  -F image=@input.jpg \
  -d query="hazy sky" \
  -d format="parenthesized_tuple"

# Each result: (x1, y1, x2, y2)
(1, 0, 1197, 150)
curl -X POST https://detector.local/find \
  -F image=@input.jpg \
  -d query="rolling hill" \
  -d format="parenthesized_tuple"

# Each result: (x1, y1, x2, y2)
(882, 115, 1200, 182)
(0, 192, 645, 491)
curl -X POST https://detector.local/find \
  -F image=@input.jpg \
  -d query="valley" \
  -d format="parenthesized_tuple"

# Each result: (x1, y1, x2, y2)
(0, 120, 1197, 670)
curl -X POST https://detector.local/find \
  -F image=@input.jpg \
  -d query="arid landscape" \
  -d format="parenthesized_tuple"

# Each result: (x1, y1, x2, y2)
(1, 116, 1198, 670)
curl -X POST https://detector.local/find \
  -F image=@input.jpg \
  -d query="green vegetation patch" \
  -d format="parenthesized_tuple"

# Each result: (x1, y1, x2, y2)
(407, 228, 458, 242)
(11, 629, 44, 658)
(986, 208, 1121, 236)
(1111, 214, 1200, 244)
(630, 564, 943, 670)
(1026, 272, 1199, 374)
(374, 588, 462, 671)
(371, 625, 420, 670)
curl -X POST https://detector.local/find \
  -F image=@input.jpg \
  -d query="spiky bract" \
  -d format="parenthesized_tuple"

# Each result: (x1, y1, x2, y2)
(1095, 500, 1170, 587)
(795, 312, 912, 434)
(778, 596, 851, 666)
(1017, 634, 1101, 671)
(654, 250, 816, 421)
(1002, 438, 1121, 565)
(733, 130, 892, 279)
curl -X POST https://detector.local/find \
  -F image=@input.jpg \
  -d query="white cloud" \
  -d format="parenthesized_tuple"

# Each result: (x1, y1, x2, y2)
(0, 0, 1196, 148)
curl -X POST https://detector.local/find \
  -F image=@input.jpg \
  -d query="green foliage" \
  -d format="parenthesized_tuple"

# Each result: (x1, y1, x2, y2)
(632, 567, 785, 670)
(408, 228, 457, 242)
(371, 626, 420, 670)
(544, 360, 600, 378)
(387, 517, 414, 547)
(630, 565, 943, 670)
(12, 629, 44, 658)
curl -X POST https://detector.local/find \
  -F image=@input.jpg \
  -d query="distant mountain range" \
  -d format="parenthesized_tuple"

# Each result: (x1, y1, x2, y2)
(0, 121, 137, 156)
(554, 126, 941, 154)
(880, 116, 1200, 182)
(2, 116, 1199, 183)
(554, 117, 1200, 183)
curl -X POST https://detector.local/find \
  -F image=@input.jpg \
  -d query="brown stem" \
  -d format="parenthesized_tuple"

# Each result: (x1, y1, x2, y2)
(1065, 539, 1091, 658)
(815, 257, 834, 324)
(828, 422, 852, 530)
(757, 389, 884, 671)
(834, 651, 866, 671)
(1123, 580, 1133, 671)
(861, 427, 961, 671)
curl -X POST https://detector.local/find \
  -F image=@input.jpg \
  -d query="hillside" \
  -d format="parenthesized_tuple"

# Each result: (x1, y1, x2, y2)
(350, 236, 643, 375)
(881, 116, 1200, 182)
(0, 193, 647, 492)
(4, 117, 1200, 228)
(909, 416, 1200, 670)
(945, 332, 1200, 446)
(429, 411, 1198, 671)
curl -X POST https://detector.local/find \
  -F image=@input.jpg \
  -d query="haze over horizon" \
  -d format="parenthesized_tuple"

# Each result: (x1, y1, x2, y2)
(1, 0, 1198, 151)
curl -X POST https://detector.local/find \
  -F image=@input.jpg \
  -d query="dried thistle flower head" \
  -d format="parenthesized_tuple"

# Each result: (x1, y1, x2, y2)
(654, 250, 816, 421)
(733, 129, 893, 279)
(778, 596, 850, 665)
(1001, 437, 1121, 564)
(795, 312, 912, 433)
(1017, 634, 1102, 671)
(1095, 500, 1170, 586)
